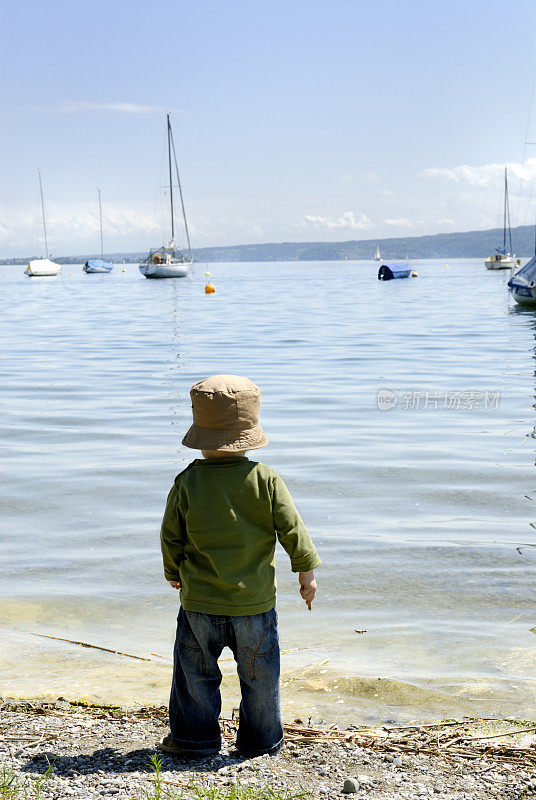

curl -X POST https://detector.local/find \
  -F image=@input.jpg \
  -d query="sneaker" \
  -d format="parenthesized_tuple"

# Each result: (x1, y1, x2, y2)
(158, 734, 219, 758)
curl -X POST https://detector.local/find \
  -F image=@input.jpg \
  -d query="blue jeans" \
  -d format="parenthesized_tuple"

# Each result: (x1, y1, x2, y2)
(169, 606, 284, 756)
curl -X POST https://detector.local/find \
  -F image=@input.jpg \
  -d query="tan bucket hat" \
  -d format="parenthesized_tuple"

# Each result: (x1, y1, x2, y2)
(182, 374, 269, 452)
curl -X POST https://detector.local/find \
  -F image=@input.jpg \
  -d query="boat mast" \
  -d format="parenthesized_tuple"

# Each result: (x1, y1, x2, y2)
(503, 167, 508, 254)
(167, 114, 175, 245)
(98, 188, 104, 260)
(505, 168, 512, 255)
(38, 170, 49, 258)
(169, 120, 192, 261)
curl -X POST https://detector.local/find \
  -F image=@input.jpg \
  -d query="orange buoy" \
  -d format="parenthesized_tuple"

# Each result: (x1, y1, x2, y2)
(205, 283, 215, 294)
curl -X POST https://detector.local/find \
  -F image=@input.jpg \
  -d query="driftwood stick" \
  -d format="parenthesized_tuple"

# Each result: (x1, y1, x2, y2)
(161, 778, 194, 788)
(461, 727, 536, 741)
(0, 624, 153, 662)
(384, 720, 470, 732)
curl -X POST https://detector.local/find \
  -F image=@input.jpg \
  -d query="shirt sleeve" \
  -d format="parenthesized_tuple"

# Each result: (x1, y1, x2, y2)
(272, 472, 321, 573)
(160, 484, 187, 581)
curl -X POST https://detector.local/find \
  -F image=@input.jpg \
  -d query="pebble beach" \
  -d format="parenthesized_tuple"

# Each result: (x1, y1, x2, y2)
(1, 701, 535, 800)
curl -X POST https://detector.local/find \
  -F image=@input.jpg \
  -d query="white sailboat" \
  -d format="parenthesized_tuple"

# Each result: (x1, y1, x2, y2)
(139, 115, 193, 279)
(485, 167, 515, 270)
(84, 189, 113, 273)
(374, 244, 381, 262)
(25, 172, 61, 277)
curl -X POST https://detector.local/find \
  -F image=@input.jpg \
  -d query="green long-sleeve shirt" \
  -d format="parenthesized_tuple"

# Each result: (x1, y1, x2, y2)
(160, 456, 320, 616)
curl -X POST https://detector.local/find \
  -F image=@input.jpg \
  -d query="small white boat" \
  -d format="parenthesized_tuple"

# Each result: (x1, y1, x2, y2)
(139, 115, 193, 279)
(374, 244, 382, 262)
(25, 172, 61, 277)
(485, 167, 515, 270)
(84, 189, 113, 273)
(508, 255, 536, 306)
(486, 253, 515, 270)
(25, 258, 61, 277)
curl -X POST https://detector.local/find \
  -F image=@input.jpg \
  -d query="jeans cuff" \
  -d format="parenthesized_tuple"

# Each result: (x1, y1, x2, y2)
(236, 735, 284, 758)
(171, 735, 221, 754)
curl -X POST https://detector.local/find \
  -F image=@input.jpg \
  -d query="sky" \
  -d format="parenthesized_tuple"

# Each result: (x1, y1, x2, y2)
(2, 0, 536, 257)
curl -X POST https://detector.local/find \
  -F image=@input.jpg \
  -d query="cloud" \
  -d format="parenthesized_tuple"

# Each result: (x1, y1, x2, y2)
(437, 218, 455, 226)
(0, 203, 269, 254)
(302, 211, 373, 231)
(0, 203, 162, 252)
(40, 102, 186, 114)
(384, 218, 416, 227)
(421, 158, 536, 187)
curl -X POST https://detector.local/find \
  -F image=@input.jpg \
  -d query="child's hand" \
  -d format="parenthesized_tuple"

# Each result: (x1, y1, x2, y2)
(299, 570, 317, 610)
(169, 580, 181, 590)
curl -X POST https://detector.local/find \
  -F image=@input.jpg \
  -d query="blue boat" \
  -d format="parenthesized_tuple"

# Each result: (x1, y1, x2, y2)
(83, 189, 113, 274)
(508, 254, 536, 306)
(84, 258, 113, 273)
(378, 263, 413, 281)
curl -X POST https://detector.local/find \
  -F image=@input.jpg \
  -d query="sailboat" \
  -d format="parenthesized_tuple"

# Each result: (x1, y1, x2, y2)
(24, 171, 61, 277)
(374, 244, 381, 262)
(139, 115, 193, 279)
(485, 167, 515, 270)
(84, 189, 113, 273)
(508, 221, 536, 305)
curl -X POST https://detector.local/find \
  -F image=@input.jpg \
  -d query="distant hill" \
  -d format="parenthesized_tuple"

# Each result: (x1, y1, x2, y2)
(2, 224, 535, 264)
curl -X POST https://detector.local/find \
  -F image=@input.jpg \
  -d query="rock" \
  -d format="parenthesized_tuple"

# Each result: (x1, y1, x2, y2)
(342, 778, 359, 793)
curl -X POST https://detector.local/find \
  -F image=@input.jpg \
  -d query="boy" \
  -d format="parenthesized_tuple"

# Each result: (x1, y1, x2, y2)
(159, 374, 320, 758)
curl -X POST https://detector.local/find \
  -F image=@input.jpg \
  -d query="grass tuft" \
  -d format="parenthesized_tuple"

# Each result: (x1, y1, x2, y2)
(136, 757, 310, 800)
(0, 764, 23, 800)
(0, 759, 54, 800)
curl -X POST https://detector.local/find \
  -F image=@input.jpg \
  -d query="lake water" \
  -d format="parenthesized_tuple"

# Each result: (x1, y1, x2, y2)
(1, 259, 536, 725)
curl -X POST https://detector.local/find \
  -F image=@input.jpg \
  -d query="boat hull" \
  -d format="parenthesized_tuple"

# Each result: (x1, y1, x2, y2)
(378, 263, 413, 280)
(139, 260, 192, 279)
(485, 256, 514, 270)
(84, 260, 113, 273)
(509, 284, 536, 306)
(25, 259, 61, 277)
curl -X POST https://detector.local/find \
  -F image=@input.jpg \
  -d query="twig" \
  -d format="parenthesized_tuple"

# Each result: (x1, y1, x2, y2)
(462, 727, 536, 741)
(3, 736, 44, 741)
(383, 720, 470, 732)
(0, 624, 153, 662)
(219, 644, 334, 664)
(161, 778, 194, 788)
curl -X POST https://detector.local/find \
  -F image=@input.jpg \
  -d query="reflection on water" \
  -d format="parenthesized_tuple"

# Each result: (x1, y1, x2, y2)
(1, 260, 536, 723)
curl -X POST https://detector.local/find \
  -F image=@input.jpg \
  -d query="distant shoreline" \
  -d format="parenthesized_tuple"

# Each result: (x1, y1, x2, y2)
(2, 222, 535, 264)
